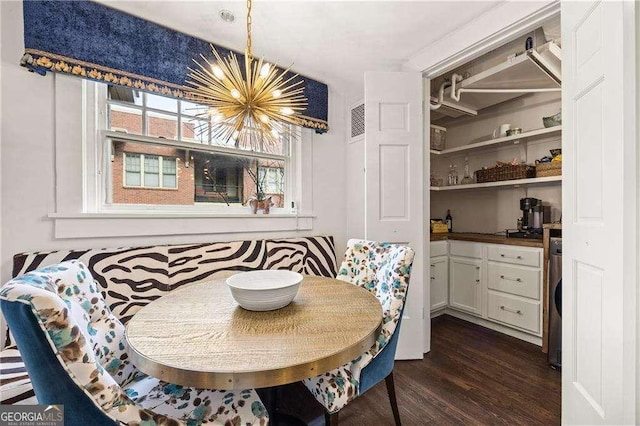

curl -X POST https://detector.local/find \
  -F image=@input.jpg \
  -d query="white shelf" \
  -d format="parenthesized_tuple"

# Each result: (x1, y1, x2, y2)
(430, 175, 561, 191)
(430, 126, 561, 156)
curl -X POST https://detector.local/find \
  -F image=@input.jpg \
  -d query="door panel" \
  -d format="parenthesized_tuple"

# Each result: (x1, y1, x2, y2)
(562, 1, 637, 423)
(379, 145, 409, 219)
(364, 72, 424, 359)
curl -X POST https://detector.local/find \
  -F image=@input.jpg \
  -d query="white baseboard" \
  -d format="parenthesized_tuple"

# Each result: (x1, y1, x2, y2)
(431, 308, 543, 347)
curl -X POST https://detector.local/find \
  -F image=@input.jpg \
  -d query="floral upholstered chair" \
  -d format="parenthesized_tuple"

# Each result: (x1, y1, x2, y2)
(303, 239, 415, 426)
(0, 260, 268, 425)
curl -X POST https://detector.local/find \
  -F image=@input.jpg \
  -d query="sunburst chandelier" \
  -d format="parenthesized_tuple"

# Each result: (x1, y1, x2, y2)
(186, 0, 308, 151)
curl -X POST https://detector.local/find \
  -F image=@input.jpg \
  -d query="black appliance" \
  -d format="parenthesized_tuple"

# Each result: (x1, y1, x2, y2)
(520, 197, 539, 230)
(506, 230, 543, 239)
(507, 198, 551, 239)
(548, 237, 562, 368)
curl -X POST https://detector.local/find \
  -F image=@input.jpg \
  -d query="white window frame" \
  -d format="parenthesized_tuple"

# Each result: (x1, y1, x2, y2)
(48, 75, 314, 238)
(122, 153, 177, 189)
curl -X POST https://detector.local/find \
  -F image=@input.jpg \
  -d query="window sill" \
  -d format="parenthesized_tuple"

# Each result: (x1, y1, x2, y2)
(49, 212, 314, 239)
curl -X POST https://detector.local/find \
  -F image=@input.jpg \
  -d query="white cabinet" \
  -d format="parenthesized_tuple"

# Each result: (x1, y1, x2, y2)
(449, 256, 483, 316)
(486, 245, 540, 268)
(487, 292, 541, 335)
(430, 239, 543, 342)
(430, 256, 448, 311)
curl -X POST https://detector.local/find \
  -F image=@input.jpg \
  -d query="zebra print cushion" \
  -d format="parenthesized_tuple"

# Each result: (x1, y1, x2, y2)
(265, 236, 337, 277)
(7, 236, 336, 345)
(11, 246, 169, 326)
(168, 240, 268, 290)
(0, 346, 37, 405)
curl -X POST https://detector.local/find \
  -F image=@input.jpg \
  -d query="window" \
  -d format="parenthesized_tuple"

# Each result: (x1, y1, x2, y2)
(124, 153, 177, 189)
(258, 166, 285, 195)
(103, 86, 293, 210)
(50, 76, 313, 239)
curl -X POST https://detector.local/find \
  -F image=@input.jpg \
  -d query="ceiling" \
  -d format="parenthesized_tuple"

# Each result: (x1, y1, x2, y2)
(98, 1, 501, 95)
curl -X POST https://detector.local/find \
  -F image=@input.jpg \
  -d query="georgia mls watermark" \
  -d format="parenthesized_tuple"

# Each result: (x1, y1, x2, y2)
(0, 405, 63, 426)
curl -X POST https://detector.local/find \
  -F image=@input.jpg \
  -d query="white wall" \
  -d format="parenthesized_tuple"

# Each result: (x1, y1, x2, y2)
(0, 2, 348, 345)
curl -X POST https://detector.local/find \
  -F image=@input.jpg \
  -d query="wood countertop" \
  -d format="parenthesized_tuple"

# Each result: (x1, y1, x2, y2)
(430, 232, 544, 248)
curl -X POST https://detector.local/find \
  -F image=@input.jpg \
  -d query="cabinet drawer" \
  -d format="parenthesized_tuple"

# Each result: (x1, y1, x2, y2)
(487, 292, 540, 334)
(430, 241, 448, 257)
(487, 245, 540, 268)
(449, 241, 483, 259)
(487, 263, 541, 300)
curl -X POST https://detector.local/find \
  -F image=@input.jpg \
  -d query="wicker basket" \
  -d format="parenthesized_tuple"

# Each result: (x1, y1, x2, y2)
(535, 162, 562, 177)
(475, 164, 535, 183)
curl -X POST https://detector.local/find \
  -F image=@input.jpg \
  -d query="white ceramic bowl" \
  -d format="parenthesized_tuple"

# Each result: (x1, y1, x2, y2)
(226, 270, 303, 311)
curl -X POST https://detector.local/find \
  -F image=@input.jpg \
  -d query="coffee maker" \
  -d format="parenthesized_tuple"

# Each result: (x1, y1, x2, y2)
(520, 197, 539, 231)
(507, 197, 550, 238)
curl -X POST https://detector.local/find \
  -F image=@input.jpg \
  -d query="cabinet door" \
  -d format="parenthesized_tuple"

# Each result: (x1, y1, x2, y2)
(449, 257, 482, 316)
(430, 256, 448, 311)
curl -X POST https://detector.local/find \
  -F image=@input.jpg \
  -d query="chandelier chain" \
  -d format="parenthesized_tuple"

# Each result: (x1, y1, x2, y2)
(246, 0, 252, 58)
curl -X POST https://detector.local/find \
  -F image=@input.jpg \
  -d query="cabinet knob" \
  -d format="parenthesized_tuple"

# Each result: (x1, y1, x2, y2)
(475, 279, 480, 283)
(431, 276, 435, 280)
(430, 264, 435, 267)
(476, 266, 480, 270)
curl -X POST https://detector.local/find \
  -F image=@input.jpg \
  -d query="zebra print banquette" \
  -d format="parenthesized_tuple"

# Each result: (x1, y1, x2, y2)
(0, 235, 337, 405)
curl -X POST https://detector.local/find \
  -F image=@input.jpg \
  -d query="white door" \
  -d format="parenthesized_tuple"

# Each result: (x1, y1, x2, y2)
(364, 72, 425, 359)
(449, 257, 482, 316)
(562, 1, 637, 424)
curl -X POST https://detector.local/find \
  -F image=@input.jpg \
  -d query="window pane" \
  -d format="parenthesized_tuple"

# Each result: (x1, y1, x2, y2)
(180, 100, 208, 117)
(181, 117, 209, 143)
(258, 166, 284, 196)
(144, 155, 160, 187)
(125, 172, 141, 186)
(162, 175, 177, 188)
(125, 153, 141, 172)
(147, 111, 178, 139)
(263, 131, 286, 155)
(162, 158, 177, 188)
(107, 140, 287, 207)
(146, 93, 178, 113)
(163, 158, 176, 174)
(145, 173, 159, 187)
(253, 161, 285, 207)
(108, 86, 142, 106)
(144, 155, 159, 172)
(109, 105, 143, 134)
(112, 142, 188, 204)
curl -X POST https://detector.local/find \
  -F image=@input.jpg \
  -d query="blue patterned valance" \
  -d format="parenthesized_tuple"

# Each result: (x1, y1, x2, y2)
(21, 0, 329, 132)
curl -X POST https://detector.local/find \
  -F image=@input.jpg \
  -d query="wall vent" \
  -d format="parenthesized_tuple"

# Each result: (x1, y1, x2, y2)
(349, 102, 365, 141)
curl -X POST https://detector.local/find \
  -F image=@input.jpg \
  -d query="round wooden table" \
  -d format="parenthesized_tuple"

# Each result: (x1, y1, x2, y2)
(125, 274, 382, 390)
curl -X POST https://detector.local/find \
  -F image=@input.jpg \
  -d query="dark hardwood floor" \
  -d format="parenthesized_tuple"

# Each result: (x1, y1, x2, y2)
(276, 315, 561, 425)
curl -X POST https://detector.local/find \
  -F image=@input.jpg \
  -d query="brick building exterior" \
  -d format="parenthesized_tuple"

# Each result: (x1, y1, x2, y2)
(109, 108, 284, 207)
(111, 142, 193, 205)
